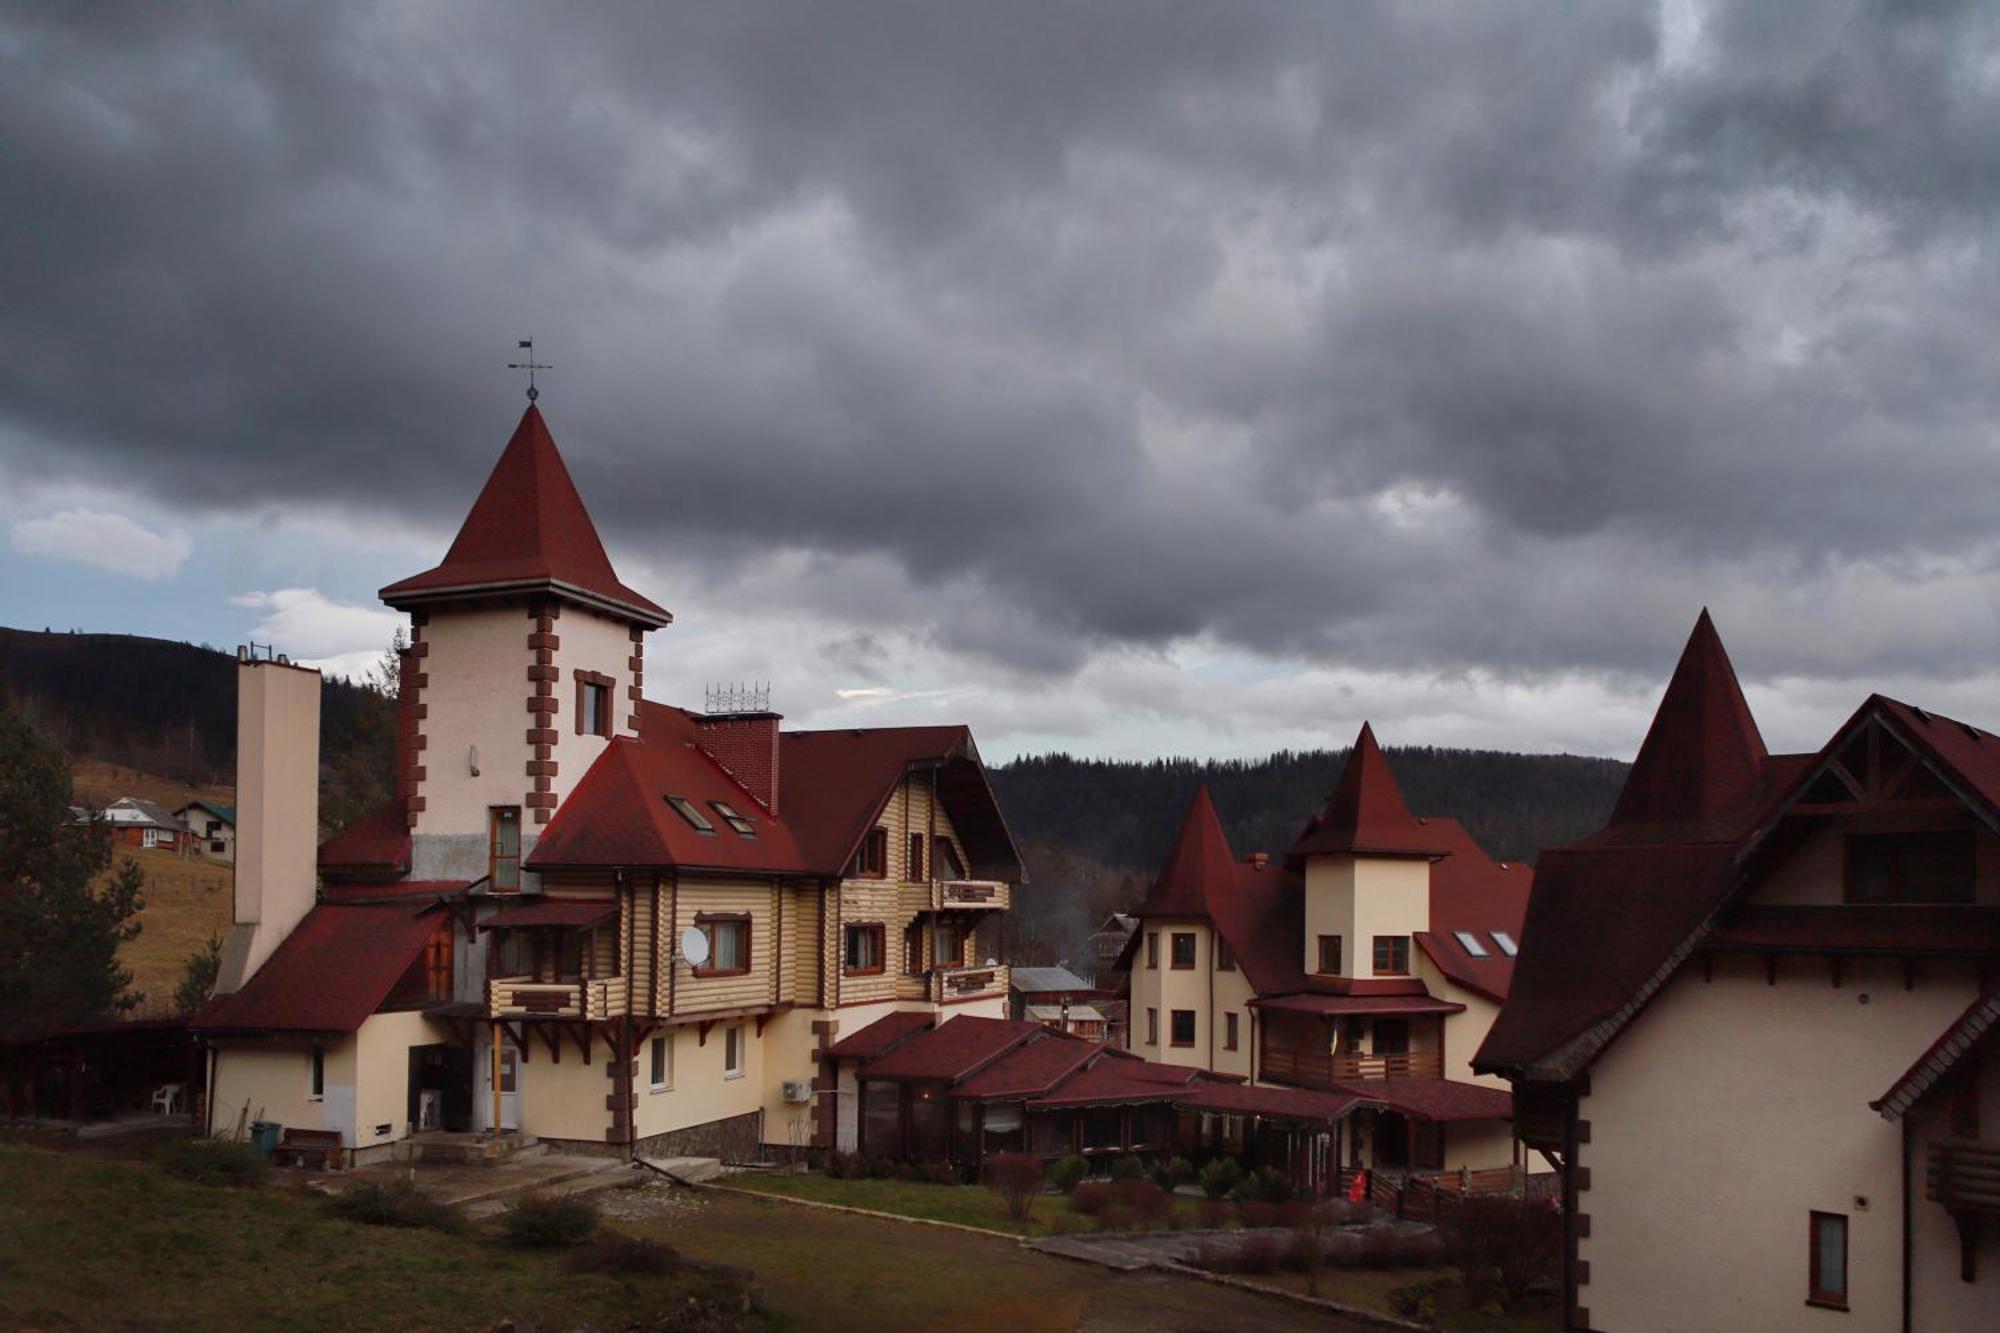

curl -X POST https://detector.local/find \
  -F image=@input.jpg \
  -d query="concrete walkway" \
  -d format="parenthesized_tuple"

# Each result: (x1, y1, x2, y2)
(329, 1153, 631, 1213)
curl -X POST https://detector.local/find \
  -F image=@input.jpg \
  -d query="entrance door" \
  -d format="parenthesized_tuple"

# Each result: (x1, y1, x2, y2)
(480, 1040, 520, 1131)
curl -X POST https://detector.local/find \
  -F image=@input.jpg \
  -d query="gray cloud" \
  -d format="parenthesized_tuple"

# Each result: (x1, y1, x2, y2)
(6, 1, 2000, 717)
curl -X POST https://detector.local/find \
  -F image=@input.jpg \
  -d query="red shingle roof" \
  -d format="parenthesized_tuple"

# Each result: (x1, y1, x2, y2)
(320, 879, 469, 903)
(380, 406, 670, 626)
(1178, 1083, 1377, 1123)
(823, 1011, 935, 1061)
(1291, 723, 1454, 859)
(858, 1015, 1042, 1082)
(1024, 1055, 1205, 1108)
(317, 798, 411, 881)
(950, 1031, 1098, 1099)
(194, 903, 443, 1034)
(1140, 785, 1239, 917)
(1249, 993, 1466, 1018)
(1872, 987, 2000, 1121)
(1704, 906, 2000, 956)
(1336, 1076, 1512, 1123)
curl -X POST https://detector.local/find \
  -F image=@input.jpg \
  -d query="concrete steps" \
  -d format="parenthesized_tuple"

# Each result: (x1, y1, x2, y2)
(459, 1156, 633, 1217)
(406, 1132, 544, 1166)
(638, 1155, 723, 1185)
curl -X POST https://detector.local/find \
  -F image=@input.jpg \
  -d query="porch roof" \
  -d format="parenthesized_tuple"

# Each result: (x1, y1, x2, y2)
(1250, 992, 1465, 1018)
(1872, 986, 2000, 1122)
(1024, 1056, 1205, 1109)
(1337, 1075, 1512, 1123)
(823, 1010, 935, 1061)
(194, 902, 443, 1034)
(477, 899, 617, 930)
(1176, 1082, 1380, 1124)
(1024, 1003, 1106, 1024)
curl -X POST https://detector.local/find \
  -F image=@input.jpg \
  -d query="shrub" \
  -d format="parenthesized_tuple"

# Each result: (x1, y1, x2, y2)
(1238, 1233, 1284, 1275)
(1197, 1157, 1241, 1200)
(1230, 1166, 1292, 1206)
(1048, 1154, 1089, 1194)
(1322, 1230, 1369, 1267)
(1108, 1178, 1174, 1227)
(1196, 1199, 1233, 1229)
(565, 1232, 680, 1275)
(865, 1155, 899, 1180)
(1148, 1154, 1196, 1192)
(1285, 1228, 1327, 1278)
(498, 1191, 599, 1247)
(1095, 1204, 1138, 1233)
(986, 1152, 1045, 1222)
(823, 1151, 865, 1180)
(1236, 1200, 1278, 1229)
(324, 1178, 464, 1232)
(1445, 1194, 1561, 1305)
(1108, 1154, 1145, 1181)
(1046, 1211, 1089, 1235)
(1070, 1180, 1115, 1216)
(1389, 1276, 1459, 1320)
(154, 1136, 268, 1188)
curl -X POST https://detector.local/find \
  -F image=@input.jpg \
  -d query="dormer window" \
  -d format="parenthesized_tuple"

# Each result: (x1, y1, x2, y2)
(666, 795, 716, 833)
(710, 800, 756, 837)
(1490, 931, 1518, 957)
(1453, 930, 1490, 958)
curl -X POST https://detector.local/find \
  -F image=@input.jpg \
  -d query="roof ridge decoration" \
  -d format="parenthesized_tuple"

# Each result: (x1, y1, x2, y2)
(1290, 722, 1451, 859)
(1601, 609, 1767, 841)
(380, 405, 671, 627)
(1143, 784, 1240, 916)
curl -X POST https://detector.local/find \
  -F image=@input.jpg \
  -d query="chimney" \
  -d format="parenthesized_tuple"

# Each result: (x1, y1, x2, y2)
(214, 653, 322, 993)
(694, 710, 782, 813)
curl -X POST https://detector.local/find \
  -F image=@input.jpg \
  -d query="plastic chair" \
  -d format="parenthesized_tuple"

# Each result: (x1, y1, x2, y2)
(151, 1083, 182, 1115)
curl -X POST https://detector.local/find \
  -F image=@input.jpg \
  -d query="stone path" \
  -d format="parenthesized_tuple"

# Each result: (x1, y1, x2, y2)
(329, 1153, 631, 1213)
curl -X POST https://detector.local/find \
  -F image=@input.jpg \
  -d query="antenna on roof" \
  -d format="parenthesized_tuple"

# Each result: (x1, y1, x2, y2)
(704, 681, 771, 714)
(508, 338, 552, 402)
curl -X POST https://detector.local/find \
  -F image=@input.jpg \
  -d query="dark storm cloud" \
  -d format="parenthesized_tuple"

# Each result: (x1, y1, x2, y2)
(6, 1, 2000, 686)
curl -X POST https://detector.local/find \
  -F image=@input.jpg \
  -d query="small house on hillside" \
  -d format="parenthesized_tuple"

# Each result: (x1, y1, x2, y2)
(100, 797, 190, 853)
(175, 800, 235, 863)
(1009, 965, 1107, 1038)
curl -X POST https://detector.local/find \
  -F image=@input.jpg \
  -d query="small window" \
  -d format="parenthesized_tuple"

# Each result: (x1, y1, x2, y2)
(1317, 935, 1343, 975)
(1170, 1010, 1196, 1047)
(724, 1025, 744, 1078)
(695, 915, 750, 976)
(1372, 935, 1410, 976)
(1170, 932, 1197, 969)
(308, 1046, 325, 1100)
(649, 1035, 671, 1090)
(575, 671, 614, 738)
(933, 920, 965, 967)
(844, 923, 885, 975)
(1145, 932, 1159, 970)
(1224, 1012, 1239, 1050)
(1146, 1007, 1158, 1045)
(1846, 832, 1974, 904)
(907, 832, 925, 881)
(1490, 931, 1518, 957)
(710, 800, 756, 836)
(1453, 930, 1490, 958)
(1216, 938, 1236, 971)
(933, 836, 966, 880)
(853, 827, 889, 878)
(1808, 1211, 1848, 1309)
(666, 796, 716, 833)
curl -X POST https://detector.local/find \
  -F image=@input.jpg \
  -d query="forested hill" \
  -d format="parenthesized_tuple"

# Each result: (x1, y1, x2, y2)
(0, 627, 396, 831)
(989, 746, 1630, 875)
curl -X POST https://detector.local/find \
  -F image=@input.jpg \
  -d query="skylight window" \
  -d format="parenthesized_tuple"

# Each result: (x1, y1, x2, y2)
(665, 795, 716, 833)
(1490, 931, 1518, 957)
(1453, 930, 1490, 958)
(711, 800, 756, 837)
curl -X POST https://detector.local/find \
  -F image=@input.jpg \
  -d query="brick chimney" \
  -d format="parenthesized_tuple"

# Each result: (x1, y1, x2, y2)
(215, 653, 321, 993)
(695, 711, 782, 813)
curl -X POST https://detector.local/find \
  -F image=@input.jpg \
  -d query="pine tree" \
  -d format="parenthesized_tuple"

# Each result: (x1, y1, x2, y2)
(0, 693, 145, 1039)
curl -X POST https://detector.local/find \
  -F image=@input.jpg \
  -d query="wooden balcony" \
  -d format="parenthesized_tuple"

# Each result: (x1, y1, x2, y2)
(896, 879, 1014, 916)
(1260, 1044, 1443, 1089)
(929, 963, 1009, 1004)
(1927, 1140, 2000, 1216)
(488, 975, 630, 1021)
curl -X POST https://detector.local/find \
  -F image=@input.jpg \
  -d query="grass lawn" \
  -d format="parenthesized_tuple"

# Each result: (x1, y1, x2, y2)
(722, 1170, 1218, 1237)
(0, 1144, 749, 1331)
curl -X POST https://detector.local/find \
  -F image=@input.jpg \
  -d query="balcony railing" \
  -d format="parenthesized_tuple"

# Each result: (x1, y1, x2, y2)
(488, 975, 630, 1020)
(929, 963, 1009, 1004)
(897, 879, 1015, 915)
(1927, 1140, 2000, 1216)
(1260, 1045, 1443, 1088)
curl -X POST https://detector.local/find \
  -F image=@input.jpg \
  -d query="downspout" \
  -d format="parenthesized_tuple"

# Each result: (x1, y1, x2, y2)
(1902, 1114, 1913, 1333)
(619, 866, 635, 1162)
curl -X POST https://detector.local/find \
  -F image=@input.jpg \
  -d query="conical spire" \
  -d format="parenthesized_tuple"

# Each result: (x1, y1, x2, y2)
(1604, 609, 1767, 840)
(1144, 784, 1239, 915)
(381, 406, 670, 626)
(1290, 722, 1449, 858)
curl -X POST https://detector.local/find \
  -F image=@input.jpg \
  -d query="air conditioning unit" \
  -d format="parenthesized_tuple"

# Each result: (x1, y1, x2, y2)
(781, 1080, 814, 1104)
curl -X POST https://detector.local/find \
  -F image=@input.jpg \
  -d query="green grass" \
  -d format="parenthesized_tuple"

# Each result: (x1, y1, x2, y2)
(723, 1171, 1207, 1237)
(0, 1144, 748, 1331)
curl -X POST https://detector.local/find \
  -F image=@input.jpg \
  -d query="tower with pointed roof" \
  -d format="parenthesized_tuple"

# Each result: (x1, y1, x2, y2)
(380, 405, 671, 878)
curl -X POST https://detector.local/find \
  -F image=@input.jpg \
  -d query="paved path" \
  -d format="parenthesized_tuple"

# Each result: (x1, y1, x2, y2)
(332, 1153, 629, 1210)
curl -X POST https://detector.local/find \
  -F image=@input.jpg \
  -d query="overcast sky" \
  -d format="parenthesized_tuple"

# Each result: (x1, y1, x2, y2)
(5, 2, 1999, 764)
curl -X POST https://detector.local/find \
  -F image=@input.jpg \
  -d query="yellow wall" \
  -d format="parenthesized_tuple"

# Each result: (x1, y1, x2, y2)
(353, 1010, 451, 1151)
(1303, 854, 1431, 979)
(210, 1039, 345, 1141)
(226, 660, 320, 984)
(632, 1016, 769, 1142)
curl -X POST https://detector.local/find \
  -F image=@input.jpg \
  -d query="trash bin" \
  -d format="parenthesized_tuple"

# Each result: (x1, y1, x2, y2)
(249, 1120, 282, 1157)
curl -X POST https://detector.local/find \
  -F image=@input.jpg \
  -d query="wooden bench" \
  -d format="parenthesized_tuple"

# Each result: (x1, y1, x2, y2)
(277, 1127, 345, 1171)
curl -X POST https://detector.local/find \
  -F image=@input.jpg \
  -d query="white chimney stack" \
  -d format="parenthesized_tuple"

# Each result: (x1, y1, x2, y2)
(214, 654, 321, 993)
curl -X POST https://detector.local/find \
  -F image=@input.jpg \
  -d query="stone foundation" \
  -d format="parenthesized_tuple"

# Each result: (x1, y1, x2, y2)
(547, 1109, 764, 1162)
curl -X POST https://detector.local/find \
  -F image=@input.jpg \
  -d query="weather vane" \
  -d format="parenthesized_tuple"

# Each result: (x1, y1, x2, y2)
(508, 339, 551, 402)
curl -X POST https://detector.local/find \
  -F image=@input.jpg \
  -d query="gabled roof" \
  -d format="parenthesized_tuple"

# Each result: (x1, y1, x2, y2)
(107, 797, 189, 831)
(1872, 987, 2000, 1121)
(194, 902, 444, 1034)
(1009, 966, 1094, 995)
(858, 1015, 1044, 1082)
(318, 798, 412, 881)
(1416, 817, 1535, 1001)
(1177, 1083, 1377, 1124)
(379, 406, 670, 627)
(1140, 785, 1240, 917)
(1024, 1053, 1208, 1108)
(950, 1031, 1098, 1099)
(1290, 723, 1453, 859)
(1336, 1075, 1511, 1123)
(176, 799, 235, 825)
(823, 1010, 935, 1061)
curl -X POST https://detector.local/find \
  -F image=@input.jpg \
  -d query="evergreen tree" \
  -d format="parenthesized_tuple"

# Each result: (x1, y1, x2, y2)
(0, 693, 144, 1039)
(173, 933, 224, 1016)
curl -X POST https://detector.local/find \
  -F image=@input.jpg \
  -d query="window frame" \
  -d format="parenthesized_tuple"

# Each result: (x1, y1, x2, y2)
(1317, 934, 1343, 975)
(723, 1024, 745, 1079)
(1145, 1007, 1159, 1046)
(1224, 1011, 1239, 1051)
(1490, 930, 1518, 957)
(1372, 935, 1411, 976)
(907, 832, 925, 882)
(649, 1034, 672, 1091)
(1453, 929, 1491, 958)
(573, 669, 616, 738)
(693, 913, 752, 978)
(1169, 1009, 1197, 1048)
(1145, 931, 1160, 970)
(710, 800, 756, 836)
(666, 795, 717, 834)
(854, 827, 889, 879)
(932, 836, 966, 881)
(1216, 937, 1236, 971)
(308, 1045, 325, 1101)
(1170, 932, 1197, 970)
(1807, 1211, 1848, 1310)
(843, 922, 887, 976)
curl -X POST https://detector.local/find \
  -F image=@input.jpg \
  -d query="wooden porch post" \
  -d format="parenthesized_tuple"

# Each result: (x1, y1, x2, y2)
(488, 1022, 503, 1134)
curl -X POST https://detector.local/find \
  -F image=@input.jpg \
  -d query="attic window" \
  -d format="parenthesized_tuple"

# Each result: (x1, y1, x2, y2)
(1490, 930, 1518, 957)
(666, 795, 716, 834)
(710, 800, 756, 837)
(1453, 930, 1490, 958)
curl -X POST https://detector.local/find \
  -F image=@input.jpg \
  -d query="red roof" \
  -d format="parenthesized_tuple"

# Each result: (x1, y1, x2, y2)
(950, 1031, 1099, 1099)
(380, 406, 670, 626)
(194, 903, 443, 1034)
(321, 879, 468, 903)
(1337, 1076, 1512, 1123)
(858, 1015, 1042, 1082)
(1140, 785, 1240, 916)
(479, 899, 617, 930)
(1291, 723, 1454, 859)
(1871, 987, 2000, 1121)
(1178, 1083, 1377, 1123)
(1024, 1055, 1205, 1108)
(1418, 817, 1534, 1001)
(317, 798, 411, 881)
(823, 1011, 935, 1061)
(1250, 993, 1465, 1018)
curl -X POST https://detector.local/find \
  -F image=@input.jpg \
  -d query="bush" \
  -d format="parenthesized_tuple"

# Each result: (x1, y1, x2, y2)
(324, 1178, 464, 1232)
(986, 1152, 1045, 1221)
(1446, 1194, 1562, 1305)
(1046, 1211, 1089, 1235)
(1109, 1155, 1145, 1181)
(823, 1151, 865, 1180)
(1230, 1166, 1293, 1206)
(1197, 1199, 1234, 1229)
(1197, 1157, 1241, 1200)
(865, 1155, 899, 1180)
(498, 1191, 599, 1247)
(916, 1161, 960, 1185)
(1149, 1155, 1196, 1191)
(565, 1232, 680, 1275)
(1070, 1180, 1115, 1216)
(1095, 1204, 1138, 1232)
(1238, 1233, 1284, 1274)
(1108, 1178, 1174, 1227)
(1285, 1228, 1327, 1275)
(1236, 1200, 1278, 1229)
(154, 1136, 268, 1188)
(1389, 1276, 1459, 1320)
(1048, 1155, 1089, 1194)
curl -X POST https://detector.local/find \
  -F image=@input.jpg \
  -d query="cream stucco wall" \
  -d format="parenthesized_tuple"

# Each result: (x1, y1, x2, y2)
(1905, 1055, 2000, 1329)
(1302, 854, 1431, 979)
(630, 1016, 769, 1142)
(224, 660, 320, 986)
(209, 1038, 348, 1142)
(353, 1010, 452, 1150)
(1577, 955, 1981, 1333)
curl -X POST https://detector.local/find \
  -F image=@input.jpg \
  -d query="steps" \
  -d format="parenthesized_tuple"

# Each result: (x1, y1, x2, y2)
(405, 1132, 545, 1166)
(638, 1155, 723, 1184)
